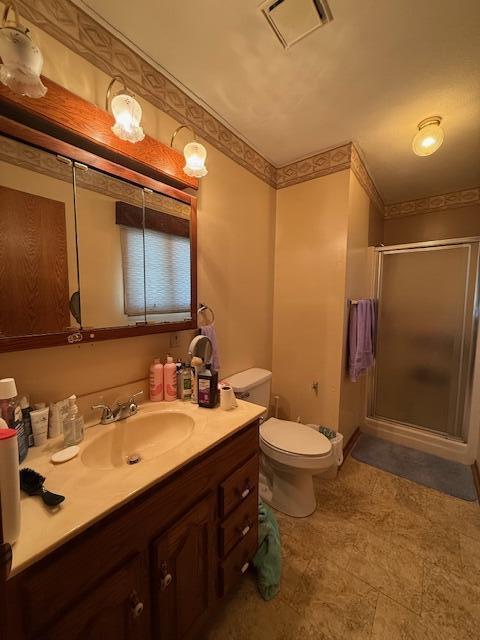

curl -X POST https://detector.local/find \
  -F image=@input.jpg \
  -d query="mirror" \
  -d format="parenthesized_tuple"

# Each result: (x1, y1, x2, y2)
(0, 135, 80, 337)
(188, 335, 212, 364)
(143, 189, 192, 325)
(0, 131, 196, 348)
(74, 165, 146, 329)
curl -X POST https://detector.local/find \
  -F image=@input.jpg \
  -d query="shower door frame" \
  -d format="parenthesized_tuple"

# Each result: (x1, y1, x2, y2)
(367, 236, 480, 445)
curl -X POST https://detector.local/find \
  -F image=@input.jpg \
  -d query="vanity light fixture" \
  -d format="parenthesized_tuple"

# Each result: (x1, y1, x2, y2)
(105, 75, 145, 144)
(0, 1, 47, 98)
(170, 125, 208, 178)
(412, 116, 444, 156)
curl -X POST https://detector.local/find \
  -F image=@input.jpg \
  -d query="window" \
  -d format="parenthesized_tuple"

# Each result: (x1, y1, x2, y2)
(120, 225, 191, 318)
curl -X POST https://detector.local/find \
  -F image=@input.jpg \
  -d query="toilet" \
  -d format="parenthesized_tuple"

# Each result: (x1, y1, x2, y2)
(226, 368, 335, 518)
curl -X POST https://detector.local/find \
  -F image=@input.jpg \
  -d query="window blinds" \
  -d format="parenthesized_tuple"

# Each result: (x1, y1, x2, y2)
(120, 225, 191, 317)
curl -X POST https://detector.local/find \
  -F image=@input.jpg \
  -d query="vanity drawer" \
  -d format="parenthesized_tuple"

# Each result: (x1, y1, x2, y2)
(219, 525, 258, 596)
(219, 490, 258, 558)
(219, 455, 258, 518)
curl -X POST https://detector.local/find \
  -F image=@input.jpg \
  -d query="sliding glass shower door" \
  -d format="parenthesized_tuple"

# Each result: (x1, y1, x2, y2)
(371, 240, 479, 440)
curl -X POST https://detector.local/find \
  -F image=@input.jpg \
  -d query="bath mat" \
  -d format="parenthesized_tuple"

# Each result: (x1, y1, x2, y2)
(352, 433, 477, 501)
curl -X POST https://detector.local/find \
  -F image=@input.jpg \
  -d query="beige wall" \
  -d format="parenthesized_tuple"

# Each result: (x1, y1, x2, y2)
(0, 18, 276, 405)
(384, 204, 480, 245)
(338, 172, 372, 443)
(272, 170, 350, 428)
(368, 201, 384, 247)
(272, 169, 374, 440)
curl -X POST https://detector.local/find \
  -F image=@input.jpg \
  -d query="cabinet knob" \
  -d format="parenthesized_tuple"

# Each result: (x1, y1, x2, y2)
(241, 487, 251, 499)
(159, 560, 173, 591)
(161, 573, 173, 591)
(237, 521, 251, 538)
(130, 591, 144, 618)
(240, 562, 249, 574)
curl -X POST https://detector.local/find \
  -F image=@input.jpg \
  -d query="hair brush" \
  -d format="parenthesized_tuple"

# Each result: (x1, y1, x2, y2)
(20, 468, 65, 507)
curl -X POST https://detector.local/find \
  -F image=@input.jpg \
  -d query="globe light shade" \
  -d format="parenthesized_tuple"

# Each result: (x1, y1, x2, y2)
(0, 25, 47, 98)
(412, 117, 444, 156)
(111, 91, 145, 143)
(183, 141, 208, 178)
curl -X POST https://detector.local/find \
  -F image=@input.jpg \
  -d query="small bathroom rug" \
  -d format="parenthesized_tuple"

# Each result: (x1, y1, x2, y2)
(352, 433, 477, 501)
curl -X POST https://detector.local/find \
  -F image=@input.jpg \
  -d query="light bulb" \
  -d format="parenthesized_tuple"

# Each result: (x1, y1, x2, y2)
(412, 117, 444, 156)
(183, 141, 208, 178)
(110, 91, 144, 143)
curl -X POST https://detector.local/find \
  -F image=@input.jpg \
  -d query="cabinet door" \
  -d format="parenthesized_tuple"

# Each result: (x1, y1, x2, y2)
(153, 493, 216, 640)
(40, 553, 149, 640)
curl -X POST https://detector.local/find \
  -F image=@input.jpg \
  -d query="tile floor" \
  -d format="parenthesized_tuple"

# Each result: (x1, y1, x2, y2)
(205, 455, 480, 639)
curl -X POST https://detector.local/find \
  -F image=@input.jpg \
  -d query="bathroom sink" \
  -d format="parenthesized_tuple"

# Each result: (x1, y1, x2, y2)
(81, 410, 195, 469)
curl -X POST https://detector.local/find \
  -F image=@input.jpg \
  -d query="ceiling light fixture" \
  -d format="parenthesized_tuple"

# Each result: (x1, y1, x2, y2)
(0, 1, 47, 98)
(170, 125, 208, 178)
(412, 116, 444, 156)
(105, 75, 145, 144)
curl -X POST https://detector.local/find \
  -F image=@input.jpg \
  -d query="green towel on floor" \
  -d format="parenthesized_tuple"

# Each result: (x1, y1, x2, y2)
(252, 499, 281, 601)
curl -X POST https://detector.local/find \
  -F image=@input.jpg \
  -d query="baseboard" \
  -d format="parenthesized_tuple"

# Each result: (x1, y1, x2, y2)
(472, 461, 480, 503)
(340, 427, 360, 468)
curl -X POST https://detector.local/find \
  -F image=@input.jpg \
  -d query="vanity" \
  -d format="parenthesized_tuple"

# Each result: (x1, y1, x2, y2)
(0, 77, 262, 637)
(3, 401, 262, 639)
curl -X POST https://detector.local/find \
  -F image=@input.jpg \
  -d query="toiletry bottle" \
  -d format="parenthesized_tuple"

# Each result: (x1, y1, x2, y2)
(63, 395, 84, 446)
(19, 396, 34, 447)
(30, 404, 49, 447)
(0, 378, 28, 463)
(198, 367, 219, 409)
(149, 358, 164, 401)
(164, 355, 177, 401)
(190, 357, 204, 404)
(49, 397, 70, 439)
(178, 364, 192, 401)
(0, 428, 21, 545)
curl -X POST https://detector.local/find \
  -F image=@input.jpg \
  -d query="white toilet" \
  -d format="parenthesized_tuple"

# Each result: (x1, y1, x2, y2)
(226, 368, 335, 518)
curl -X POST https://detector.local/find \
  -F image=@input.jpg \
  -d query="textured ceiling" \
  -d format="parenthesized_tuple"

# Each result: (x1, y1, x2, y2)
(74, 0, 480, 203)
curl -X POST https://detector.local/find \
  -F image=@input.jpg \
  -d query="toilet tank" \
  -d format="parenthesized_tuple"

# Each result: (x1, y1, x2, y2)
(224, 368, 272, 411)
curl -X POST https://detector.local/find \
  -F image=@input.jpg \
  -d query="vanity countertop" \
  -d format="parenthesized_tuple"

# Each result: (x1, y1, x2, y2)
(11, 399, 264, 578)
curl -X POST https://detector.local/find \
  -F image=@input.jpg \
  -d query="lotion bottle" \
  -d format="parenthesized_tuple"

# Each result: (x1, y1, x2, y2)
(149, 358, 164, 401)
(164, 355, 177, 401)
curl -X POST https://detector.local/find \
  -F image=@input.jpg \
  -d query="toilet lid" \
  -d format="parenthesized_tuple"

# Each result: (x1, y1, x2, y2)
(260, 418, 332, 457)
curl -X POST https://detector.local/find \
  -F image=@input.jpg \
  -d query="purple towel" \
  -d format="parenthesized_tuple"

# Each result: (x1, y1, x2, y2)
(348, 299, 376, 382)
(200, 323, 221, 372)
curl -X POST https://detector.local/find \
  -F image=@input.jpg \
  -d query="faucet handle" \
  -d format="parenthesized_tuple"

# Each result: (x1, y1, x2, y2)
(129, 391, 144, 405)
(91, 403, 114, 422)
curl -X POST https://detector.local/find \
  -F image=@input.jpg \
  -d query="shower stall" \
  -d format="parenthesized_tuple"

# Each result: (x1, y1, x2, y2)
(365, 237, 480, 463)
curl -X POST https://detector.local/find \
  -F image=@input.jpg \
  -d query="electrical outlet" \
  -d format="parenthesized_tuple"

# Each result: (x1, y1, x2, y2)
(169, 333, 180, 349)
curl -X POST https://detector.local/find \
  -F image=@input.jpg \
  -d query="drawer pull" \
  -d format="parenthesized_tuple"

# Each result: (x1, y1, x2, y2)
(160, 560, 173, 592)
(240, 562, 249, 574)
(161, 573, 173, 591)
(241, 487, 251, 499)
(238, 523, 251, 538)
(130, 591, 144, 618)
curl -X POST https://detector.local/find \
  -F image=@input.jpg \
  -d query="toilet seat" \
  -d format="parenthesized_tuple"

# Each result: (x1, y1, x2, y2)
(260, 418, 332, 457)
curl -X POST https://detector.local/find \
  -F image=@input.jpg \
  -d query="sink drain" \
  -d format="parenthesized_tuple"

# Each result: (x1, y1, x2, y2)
(127, 453, 141, 465)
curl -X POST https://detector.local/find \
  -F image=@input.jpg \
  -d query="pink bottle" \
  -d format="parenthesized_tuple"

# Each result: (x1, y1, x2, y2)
(149, 358, 164, 401)
(164, 356, 177, 401)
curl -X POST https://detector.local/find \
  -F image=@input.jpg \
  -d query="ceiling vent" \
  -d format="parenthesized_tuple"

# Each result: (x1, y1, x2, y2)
(260, 0, 333, 49)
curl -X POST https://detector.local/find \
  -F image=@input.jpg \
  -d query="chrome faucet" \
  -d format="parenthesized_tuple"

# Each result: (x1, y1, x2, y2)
(92, 391, 143, 425)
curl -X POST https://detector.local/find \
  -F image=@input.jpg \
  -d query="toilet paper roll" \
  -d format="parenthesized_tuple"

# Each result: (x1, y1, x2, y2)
(220, 385, 237, 411)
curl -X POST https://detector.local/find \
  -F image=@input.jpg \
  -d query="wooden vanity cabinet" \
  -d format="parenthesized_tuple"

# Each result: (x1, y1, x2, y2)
(3, 421, 259, 640)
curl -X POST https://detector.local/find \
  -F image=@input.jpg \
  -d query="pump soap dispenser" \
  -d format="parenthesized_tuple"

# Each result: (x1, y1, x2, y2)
(63, 395, 84, 447)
